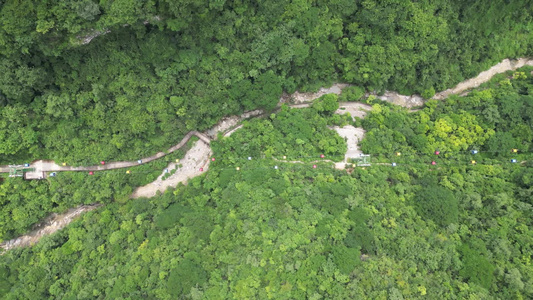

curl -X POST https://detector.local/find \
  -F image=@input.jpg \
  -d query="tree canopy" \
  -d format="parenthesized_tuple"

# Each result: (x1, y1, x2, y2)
(2, 68, 533, 298)
(0, 0, 532, 164)
(1, 0, 533, 299)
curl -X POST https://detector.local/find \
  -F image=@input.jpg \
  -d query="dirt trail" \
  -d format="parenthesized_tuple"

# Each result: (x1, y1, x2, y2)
(368, 58, 533, 107)
(283, 58, 533, 107)
(224, 125, 244, 137)
(0, 204, 101, 254)
(206, 110, 263, 139)
(1, 131, 210, 178)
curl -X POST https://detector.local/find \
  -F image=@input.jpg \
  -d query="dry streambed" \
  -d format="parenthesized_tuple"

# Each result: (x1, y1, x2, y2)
(1, 204, 101, 252)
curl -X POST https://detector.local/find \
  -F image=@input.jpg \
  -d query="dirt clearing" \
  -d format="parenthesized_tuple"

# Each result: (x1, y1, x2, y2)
(131, 140, 212, 198)
(332, 125, 366, 161)
(336, 102, 372, 120)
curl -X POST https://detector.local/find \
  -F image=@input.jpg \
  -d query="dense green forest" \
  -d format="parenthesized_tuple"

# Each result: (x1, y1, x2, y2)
(1, 0, 533, 298)
(1, 67, 533, 298)
(211, 102, 349, 162)
(0, 138, 195, 241)
(1, 0, 532, 164)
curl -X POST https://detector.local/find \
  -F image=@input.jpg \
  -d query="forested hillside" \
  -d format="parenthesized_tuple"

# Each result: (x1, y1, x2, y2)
(1, 0, 532, 163)
(1, 0, 533, 299)
(0, 138, 194, 242)
(1, 67, 533, 299)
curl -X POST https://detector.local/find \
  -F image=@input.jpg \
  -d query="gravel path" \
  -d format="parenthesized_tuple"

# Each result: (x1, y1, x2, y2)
(1, 131, 210, 178)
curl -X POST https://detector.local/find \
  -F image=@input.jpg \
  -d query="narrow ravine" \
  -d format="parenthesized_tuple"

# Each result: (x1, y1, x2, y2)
(373, 58, 533, 107)
(3, 57, 531, 252)
(433, 58, 533, 100)
(0, 204, 102, 253)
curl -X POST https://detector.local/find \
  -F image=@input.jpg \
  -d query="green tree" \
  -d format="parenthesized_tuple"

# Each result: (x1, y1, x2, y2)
(313, 94, 339, 114)
(459, 242, 495, 290)
(422, 87, 436, 100)
(414, 184, 458, 227)
(167, 257, 208, 297)
(484, 131, 519, 155)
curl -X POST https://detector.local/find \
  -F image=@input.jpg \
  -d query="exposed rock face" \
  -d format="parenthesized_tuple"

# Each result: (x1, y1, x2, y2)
(373, 91, 425, 108)
(285, 84, 350, 104)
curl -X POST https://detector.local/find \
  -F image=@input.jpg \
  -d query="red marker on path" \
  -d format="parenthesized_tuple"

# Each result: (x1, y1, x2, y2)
(320, 154, 325, 158)
(89, 171, 94, 175)
(435, 151, 440, 155)
(211, 157, 216, 161)
(431, 161, 436, 165)
(199, 168, 204, 172)
(313, 165, 317, 169)
(100, 161, 105, 165)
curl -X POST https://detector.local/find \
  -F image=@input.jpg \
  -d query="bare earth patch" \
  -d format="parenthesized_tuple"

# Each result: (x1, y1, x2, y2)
(286, 83, 350, 104)
(131, 140, 212, 199)
(331, 125, 366, 169)
(336, 102, 372, 120)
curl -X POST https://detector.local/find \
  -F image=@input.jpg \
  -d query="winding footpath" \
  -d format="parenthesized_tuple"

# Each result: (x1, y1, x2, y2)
(2, 58, 531, 177)
(2, 57, 532, 252)
(0, 131, 210, 178)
